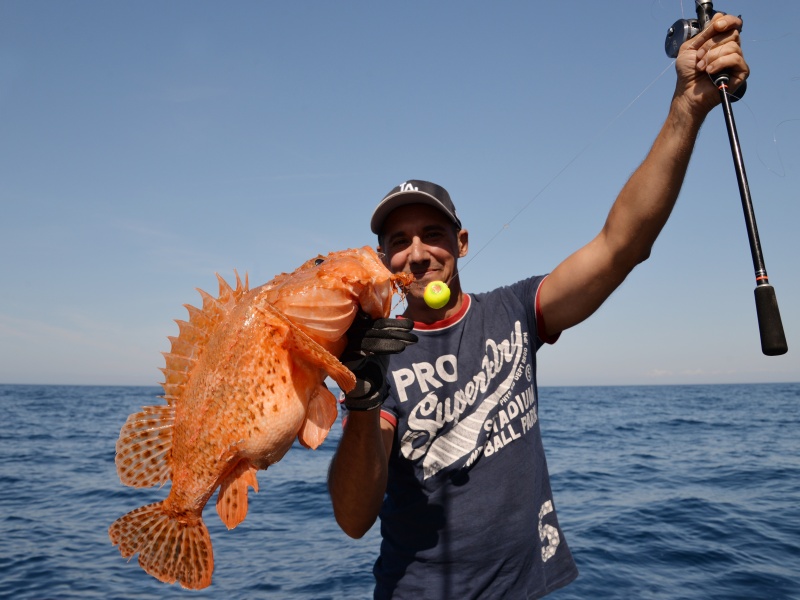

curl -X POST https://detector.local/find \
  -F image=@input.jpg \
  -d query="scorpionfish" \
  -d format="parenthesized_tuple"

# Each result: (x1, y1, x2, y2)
(109, 246, 411, 589)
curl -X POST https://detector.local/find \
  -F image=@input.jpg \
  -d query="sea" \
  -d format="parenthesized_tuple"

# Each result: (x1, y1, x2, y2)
(1, 383, 798, 600)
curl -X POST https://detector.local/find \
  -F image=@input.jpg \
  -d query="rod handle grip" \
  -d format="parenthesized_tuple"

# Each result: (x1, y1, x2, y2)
(754, 285, 788, 356)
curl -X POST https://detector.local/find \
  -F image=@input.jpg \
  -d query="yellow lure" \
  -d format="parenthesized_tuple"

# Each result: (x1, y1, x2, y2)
(423, 281, 451, 309)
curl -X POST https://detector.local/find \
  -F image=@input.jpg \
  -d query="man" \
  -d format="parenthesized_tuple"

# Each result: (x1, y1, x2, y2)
(328, 13, 748, 599)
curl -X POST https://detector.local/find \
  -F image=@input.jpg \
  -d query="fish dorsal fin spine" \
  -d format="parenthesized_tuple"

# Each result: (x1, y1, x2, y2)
(158, 367, 190, 386)
(216, 273, 234, 303)
(197, 289, 224, 318)
(159, 272, 250, 405)
(215, 269, 247, 305)
(166, 335, 199, 359)
(182, 305, 215, 334)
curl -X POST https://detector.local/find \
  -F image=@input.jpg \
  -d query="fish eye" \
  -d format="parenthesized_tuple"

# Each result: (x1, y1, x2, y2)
(314, 258, 325, 266)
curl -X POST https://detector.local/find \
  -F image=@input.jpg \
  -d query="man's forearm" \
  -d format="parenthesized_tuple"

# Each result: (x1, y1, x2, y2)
(602, 98, 706, 269)
(538, 98, 709, 337)
(327, 409, 390, 539)
(603, 11, 747, 269)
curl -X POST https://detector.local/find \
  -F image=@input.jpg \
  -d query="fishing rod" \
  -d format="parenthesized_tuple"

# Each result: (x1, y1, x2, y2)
(665, 0, 788, 356)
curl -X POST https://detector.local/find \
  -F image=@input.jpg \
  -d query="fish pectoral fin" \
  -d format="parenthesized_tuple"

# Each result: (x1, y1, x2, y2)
(259, 303, 357, 392)
(297, 384, 339, 450)
(216, 459, 259, 530)
(109, 501, 213, 590)
(317, 356, 357, 393)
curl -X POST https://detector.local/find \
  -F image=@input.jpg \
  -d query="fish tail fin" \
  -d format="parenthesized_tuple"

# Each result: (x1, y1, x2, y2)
(109, 502, 214, 590)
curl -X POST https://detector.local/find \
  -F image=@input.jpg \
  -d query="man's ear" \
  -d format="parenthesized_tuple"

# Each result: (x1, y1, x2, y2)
(376, 245, 389, 267)
(457, 229, 469, 258)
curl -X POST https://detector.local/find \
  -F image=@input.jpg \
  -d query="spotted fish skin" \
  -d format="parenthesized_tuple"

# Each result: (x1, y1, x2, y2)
(109, 246, 410, 589)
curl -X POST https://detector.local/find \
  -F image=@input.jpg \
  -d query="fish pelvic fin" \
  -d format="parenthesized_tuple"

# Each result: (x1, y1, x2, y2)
(297, 384, 339, 449)
(216, 459, 259, 530)
(115, 405, 174, 488)
(159, 271, 250, 405)
(109, 502, 213, 590)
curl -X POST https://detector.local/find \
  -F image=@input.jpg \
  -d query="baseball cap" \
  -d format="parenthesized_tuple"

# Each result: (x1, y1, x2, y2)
(370, 179, 462, 235)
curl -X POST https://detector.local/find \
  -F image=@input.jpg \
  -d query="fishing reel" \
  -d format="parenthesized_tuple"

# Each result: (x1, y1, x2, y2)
(664, 0, 746, 99)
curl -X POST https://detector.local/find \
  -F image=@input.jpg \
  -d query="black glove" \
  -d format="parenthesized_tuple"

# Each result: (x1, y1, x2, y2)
(340, 312, 417, 411)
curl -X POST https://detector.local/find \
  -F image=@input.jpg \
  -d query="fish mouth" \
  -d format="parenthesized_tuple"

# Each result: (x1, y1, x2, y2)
(357, 277, 397, 319)
(275, 246, 410, 340)
(349, 247, 411, 319)
(398, 269, 444, 297)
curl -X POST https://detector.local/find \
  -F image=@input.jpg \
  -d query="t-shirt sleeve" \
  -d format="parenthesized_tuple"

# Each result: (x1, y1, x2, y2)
(505, 275, 560, 349)
(535, 276, 561, 345)
(379, 406, 398, 428)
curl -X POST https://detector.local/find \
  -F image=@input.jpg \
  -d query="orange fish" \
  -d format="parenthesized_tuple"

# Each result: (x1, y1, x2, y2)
(109, 246, 410, 589)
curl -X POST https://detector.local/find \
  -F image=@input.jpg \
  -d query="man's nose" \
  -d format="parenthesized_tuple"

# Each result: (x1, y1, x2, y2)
(408, 236, 428, 263)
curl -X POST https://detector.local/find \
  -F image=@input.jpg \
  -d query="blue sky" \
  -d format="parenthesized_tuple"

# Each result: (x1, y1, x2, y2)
(1, 1, 798, 386)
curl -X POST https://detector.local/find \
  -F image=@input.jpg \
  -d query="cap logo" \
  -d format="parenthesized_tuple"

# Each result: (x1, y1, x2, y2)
(399, 181, 418, 193)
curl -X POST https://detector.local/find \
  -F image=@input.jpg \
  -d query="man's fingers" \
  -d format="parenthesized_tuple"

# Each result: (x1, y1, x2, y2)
(689, 13, 743, 50)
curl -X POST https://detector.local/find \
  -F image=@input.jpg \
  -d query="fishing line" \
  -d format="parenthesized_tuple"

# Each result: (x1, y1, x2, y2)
(734, 94, 800, 179)
(453, 60, 677, 281)
(454, 24, 798, 285)
(712, 29, 799, 179)
(391, 60, 678, 312)
(396, 1, 796, 315)
(767, 119, 800, 177)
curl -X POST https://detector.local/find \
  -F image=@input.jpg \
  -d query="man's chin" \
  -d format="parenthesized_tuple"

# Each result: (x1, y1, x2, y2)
(405, 284, 426, 301)
(404, 271, 447, 298)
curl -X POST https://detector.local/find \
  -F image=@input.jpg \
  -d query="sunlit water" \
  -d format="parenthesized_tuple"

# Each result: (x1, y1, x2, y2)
(1, 383, 798, 599)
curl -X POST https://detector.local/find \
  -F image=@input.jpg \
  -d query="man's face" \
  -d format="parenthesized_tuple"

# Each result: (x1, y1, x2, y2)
(378, 204, 467, 300)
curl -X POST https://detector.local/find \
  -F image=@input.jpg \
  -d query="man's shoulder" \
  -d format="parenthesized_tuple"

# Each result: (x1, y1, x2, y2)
(471, 275, 547, 303)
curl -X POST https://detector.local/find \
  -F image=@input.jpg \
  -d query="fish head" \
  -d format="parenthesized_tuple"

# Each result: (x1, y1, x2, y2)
(269, 246, 412, 348)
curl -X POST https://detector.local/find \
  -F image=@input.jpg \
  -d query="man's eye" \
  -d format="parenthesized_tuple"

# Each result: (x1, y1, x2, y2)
(390, 238, 409, 250)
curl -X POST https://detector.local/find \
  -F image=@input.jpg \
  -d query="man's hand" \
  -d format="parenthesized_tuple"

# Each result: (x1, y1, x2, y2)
(674, 13, 749, 117)
(340, 313, 417, 411)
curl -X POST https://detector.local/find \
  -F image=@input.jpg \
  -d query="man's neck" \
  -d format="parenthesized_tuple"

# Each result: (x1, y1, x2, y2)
(403, 289, 464, 325)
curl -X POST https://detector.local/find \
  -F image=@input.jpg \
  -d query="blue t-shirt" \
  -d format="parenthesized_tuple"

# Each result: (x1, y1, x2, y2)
(375, 276, 578, 599)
